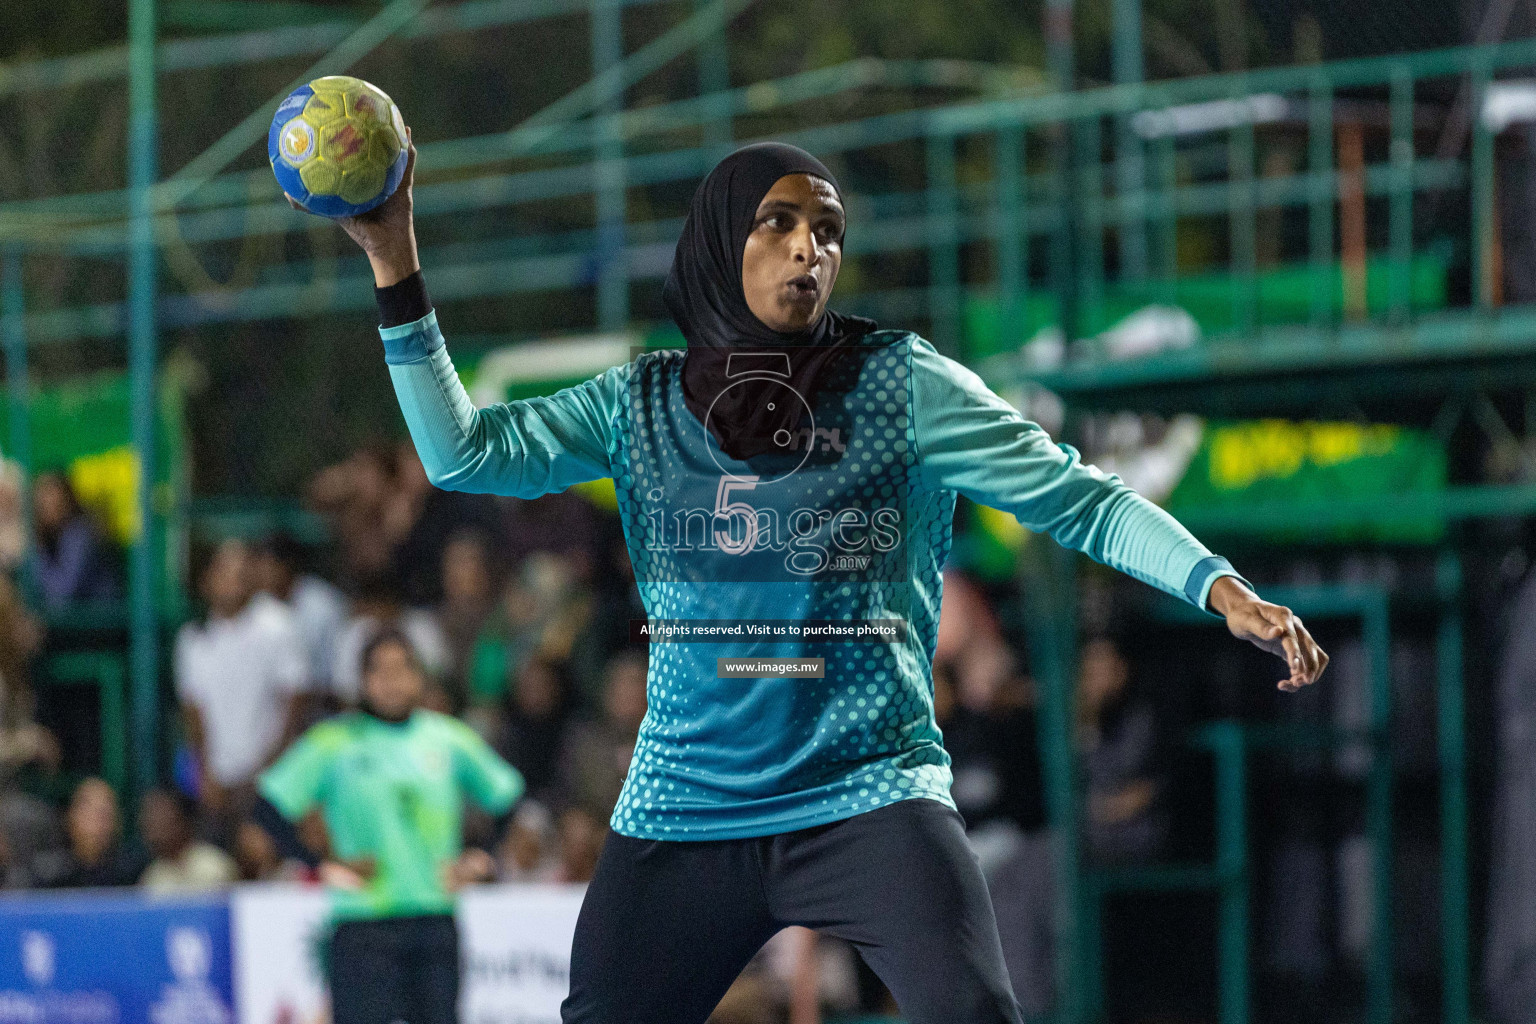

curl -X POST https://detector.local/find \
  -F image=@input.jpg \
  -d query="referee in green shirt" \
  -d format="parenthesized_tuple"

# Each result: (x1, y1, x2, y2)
(256, 627, 525, 1024)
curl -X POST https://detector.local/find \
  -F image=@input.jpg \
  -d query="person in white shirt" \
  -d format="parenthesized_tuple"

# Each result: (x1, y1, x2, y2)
(251, 532, 349, 692)
(175, 539, 310, 830)
(138, 788, 237, 894)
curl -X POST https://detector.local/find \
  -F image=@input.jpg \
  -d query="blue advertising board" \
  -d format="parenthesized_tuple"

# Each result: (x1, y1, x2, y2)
(0, 891, 233, 1024)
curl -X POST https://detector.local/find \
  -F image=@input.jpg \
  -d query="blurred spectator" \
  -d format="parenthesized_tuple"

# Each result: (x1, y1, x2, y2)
(28, 471, 119, 611)
(0, 794, 60, 889)
(559, 651, 646, 819)
(385, 443, 500, 607)
(420, 683, 455, 715)
(35, 778, 145, 887)
(1488, 561, 1536, 1021)
(941, 638, 1043, 850)
(1, 569, 71, 810)
(1078, 635, 1169, 866)
(0, 578, 62, 890)
(585, 534, 648, 666)
(553, 806, 605, 884)
(497, 491, 604, 575)
(138, 789, 238, 893)
(936, 637, 1057, 1021)
(749, 927, 862, 1024)
(496, 800, 559, 883)
(175, 539, 309, 831)
(932, 568, 1043, 856)
(0, 459, 27, 572)
(492, 658, 573, 803)
(439, 529, 499, 709)
(0, 575, 41, 713)
(933, 570, 1056, 1019)
(468, 552, 595, 707)
(233, 819, 290, 882)
(252, 532, 349, 693)
(0, 725, 64, 890)
(331, 570, 448, 705)
(934, 567, 1005, 667)
(0, 574, 56, 784)
(308, 444, 397, 586)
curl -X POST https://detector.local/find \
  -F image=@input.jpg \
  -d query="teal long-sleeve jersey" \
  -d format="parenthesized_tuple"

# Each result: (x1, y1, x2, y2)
(381, 310, 1245, 840)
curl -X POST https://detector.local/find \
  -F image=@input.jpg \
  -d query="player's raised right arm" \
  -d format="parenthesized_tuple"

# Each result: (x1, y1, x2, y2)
(299, 127, 625, 498)
(382, 316, 626, 497)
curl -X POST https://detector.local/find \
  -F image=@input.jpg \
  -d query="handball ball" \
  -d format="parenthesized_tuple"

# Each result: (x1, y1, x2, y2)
(269, 75, 408, 218)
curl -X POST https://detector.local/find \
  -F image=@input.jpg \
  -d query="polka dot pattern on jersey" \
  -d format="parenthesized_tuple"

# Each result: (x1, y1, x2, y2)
(608, 332, 960, 841)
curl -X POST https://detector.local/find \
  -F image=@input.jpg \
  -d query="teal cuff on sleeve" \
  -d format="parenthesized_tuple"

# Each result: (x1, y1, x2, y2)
(379, 309, 445, 365)
(1185, 555, 1253, 616)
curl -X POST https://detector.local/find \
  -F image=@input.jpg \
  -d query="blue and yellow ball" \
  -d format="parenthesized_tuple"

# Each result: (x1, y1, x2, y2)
(268, 75, 408, 218)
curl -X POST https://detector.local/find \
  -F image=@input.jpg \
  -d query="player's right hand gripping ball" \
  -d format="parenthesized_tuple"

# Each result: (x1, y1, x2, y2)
(269, 76, 408, 218)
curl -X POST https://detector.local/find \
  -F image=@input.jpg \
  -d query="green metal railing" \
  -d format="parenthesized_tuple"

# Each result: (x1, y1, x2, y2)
(11, 36, 1536, 364)
(1092, 584, 1399, 1024)
(1082, 721, 1253, 1024)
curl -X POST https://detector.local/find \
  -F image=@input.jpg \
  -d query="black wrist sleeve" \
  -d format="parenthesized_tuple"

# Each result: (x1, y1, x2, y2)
(374, 269, 432, 328)
(253, 794, 322, 869)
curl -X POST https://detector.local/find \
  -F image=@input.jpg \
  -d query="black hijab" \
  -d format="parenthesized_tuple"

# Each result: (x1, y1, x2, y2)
(664, 142, 878, 461)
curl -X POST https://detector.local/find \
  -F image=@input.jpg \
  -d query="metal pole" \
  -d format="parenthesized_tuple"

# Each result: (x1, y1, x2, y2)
(1045, 0, 1080, 353)
(592, 0, 628, 330)
(1307, 76, 1334, 329)
(1156, 132, 1176, 309)
(1028, 539, 1080, 1024)
(995, 127, 1027, 343)
(1437, 553, 1469, 1024)
(1388, 66, 1414, 324)
(1, 250, 30, 493)
(127, 0, 160, 798)
(1077, 117, 1104, 331)
(926, 132, 961, 357)
(1082, 876, 1106, 1020)
(1041, 8, 1081, 1019)
(1046, 0, 1074, 96)
(1472, 65, 1495, 310)
(1229, 92, 1257, 337)
(1212, 722, 1249, 1024)
(1364, 593, 1395, 1024)
(696, 0, 731, 158)
(1111, 0, 1147, 283)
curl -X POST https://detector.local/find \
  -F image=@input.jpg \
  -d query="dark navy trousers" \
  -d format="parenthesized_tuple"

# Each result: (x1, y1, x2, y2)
(561, 796, 1025, 1024)
(329, 914, 460, 1024)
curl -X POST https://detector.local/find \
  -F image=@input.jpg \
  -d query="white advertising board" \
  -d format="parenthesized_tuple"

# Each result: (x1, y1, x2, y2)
(231, 884, 585, 1024)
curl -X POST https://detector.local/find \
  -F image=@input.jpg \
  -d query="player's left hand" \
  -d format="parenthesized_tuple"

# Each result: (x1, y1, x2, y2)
(319, 859, 372, 891)
(1208, 576, 1329, 692)
(442, 848, 496, 893)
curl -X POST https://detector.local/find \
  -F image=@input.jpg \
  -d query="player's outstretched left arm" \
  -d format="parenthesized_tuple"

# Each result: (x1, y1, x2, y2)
(1206, 575, 1328, 691)
(909, 337, 1329, 691)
